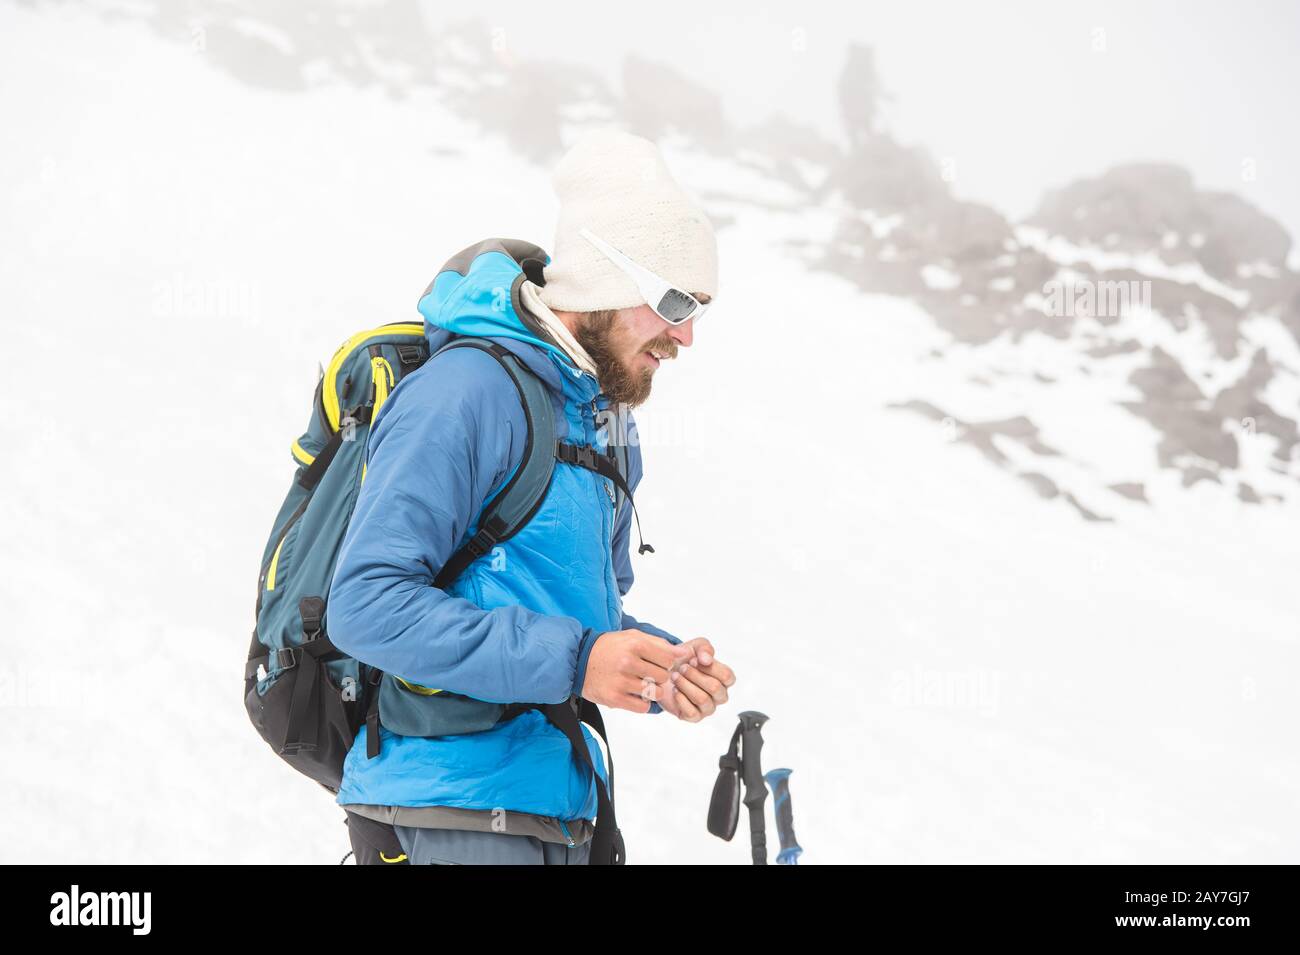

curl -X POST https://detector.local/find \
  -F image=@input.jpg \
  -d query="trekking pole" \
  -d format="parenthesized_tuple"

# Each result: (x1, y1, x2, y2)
(764, 768, 802, 865)
(707, 710, 770, 865)
(738, 711, 769, 865)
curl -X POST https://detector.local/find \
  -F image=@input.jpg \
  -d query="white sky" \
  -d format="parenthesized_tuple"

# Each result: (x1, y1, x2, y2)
(443, 0, 1300, 257)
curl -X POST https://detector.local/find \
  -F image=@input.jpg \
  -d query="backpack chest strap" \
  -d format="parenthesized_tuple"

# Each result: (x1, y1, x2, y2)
(556, 441, 654, 555)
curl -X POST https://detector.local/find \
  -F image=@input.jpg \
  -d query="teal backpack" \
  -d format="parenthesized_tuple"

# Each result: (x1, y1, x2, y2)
(243, 322, 632, 863)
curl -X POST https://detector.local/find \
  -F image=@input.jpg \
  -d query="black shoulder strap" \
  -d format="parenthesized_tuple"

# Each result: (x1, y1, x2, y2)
(432, 339, 557, 590)
(541, 697, 625, 865)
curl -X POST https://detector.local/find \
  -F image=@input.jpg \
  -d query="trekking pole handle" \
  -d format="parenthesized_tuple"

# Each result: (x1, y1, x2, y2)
(738, 710, 769, 866)
(764, 768, 802, 865)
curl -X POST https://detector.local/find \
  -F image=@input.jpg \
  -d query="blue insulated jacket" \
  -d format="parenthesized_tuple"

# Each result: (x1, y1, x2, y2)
(326, 238, 681, 821)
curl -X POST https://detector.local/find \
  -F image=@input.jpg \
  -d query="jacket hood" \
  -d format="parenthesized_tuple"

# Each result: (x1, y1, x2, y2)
(417, 238, 598, 400)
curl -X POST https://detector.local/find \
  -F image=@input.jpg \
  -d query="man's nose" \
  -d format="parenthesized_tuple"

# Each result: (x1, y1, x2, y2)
(668, 317, 694, 348)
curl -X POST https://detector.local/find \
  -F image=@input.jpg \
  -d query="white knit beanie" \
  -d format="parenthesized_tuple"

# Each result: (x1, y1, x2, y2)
(537, 128, 718, 313)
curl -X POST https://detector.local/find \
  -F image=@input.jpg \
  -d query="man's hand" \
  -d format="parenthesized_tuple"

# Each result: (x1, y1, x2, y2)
(581, 629, 693, 713)
(657, 638, 736, 723)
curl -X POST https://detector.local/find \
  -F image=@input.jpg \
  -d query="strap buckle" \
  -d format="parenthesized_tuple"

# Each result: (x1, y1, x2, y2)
(396, 343, 425, 365)
(273, 647, 297, 671)
(560, 442, 599, 471)
(340, 403, 372, 430)
(299, 596, 325, 636)
(464, 528, 495, 559)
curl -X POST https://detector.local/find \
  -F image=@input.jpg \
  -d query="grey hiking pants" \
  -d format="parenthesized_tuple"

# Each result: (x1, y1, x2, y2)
(345, 810, 590, 862)
(393, 824, 592, 865)
(344, 807, 592, 865)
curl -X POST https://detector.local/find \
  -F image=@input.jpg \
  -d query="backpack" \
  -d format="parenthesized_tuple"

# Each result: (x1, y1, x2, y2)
(243, 322, 633, 863)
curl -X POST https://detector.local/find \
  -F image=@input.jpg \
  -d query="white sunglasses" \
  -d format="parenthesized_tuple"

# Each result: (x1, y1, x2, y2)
(578, 227, 710, 326)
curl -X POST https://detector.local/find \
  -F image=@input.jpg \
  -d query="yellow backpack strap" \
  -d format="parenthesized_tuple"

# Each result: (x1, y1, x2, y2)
(368, 344, 396, 420)
(359, 346, 398, 488)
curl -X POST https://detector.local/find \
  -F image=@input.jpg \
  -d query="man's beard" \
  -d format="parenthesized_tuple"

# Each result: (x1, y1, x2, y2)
(572, 310, 675, 408)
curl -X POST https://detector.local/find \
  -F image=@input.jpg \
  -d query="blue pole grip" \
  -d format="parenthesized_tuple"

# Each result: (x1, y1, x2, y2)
(764, 767, 802, 865)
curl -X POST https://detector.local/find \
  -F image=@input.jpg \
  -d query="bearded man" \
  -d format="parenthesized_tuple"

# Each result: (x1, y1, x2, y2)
(327, 128, 736, 865)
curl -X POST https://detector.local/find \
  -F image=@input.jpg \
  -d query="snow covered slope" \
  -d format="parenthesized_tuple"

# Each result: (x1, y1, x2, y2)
(1, 2, 1296, 863)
